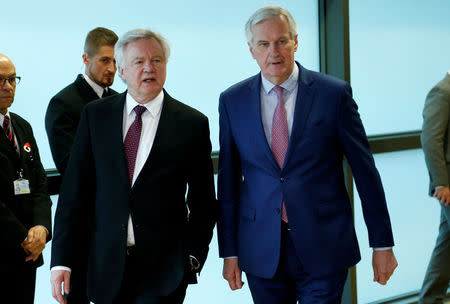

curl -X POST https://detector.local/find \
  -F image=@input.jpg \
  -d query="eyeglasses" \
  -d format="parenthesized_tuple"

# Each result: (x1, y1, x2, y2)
(0, 76, 21, 86)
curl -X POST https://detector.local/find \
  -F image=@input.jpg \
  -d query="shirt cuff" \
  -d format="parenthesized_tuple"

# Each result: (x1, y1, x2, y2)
(372, 247, 392, 251)
(51, 266, 72, 273)
(224, 256, 238, 259)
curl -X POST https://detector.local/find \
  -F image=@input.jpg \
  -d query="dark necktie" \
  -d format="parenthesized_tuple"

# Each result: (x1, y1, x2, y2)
(3, 114, 17, 152)
(124, 105, 147, 183)
(271, 86, 289, 223)
(101, 89, 107, 98)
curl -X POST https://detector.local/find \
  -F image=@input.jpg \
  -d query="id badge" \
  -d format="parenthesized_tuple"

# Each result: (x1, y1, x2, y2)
(14, 178, 31, 195)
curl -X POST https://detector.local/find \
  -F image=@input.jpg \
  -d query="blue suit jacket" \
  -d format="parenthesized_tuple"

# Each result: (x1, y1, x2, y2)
(217, 63, 394, 279)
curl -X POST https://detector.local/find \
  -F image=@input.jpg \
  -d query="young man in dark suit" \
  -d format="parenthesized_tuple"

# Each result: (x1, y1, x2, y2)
(0, 53, 52, 304)
(45, 27, 118, 176)
(45, 27, 118, 304)
(50, 29, 217, 304)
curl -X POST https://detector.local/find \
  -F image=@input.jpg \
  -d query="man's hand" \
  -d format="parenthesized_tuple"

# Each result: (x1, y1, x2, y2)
(434, 186, 450, 205)
(372, 249, 397, 285)
(223, 258, 244, 290)
(21, 225, 48, 262)
(51, 270, 71, 304)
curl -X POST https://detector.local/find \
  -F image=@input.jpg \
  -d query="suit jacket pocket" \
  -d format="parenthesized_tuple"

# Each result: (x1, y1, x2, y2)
(315, 199, 350, 218)
(303, 119, 335, 137)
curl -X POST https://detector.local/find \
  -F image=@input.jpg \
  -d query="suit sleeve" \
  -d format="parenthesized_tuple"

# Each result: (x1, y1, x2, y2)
(185, 116, 218, 270)
(217, 94, 242, 257)
(0, 200, 28, 248)
(51, 107, 95, 269)
(337, 84, 394, 248)
(45, 96, 77, 175)
(421, 85, 450, 193)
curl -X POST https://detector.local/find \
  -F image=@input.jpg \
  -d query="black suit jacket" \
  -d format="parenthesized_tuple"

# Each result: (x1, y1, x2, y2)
(51, 91, 217, 304)
(45, 74, 118, 175)
(0, 113, 52, 271)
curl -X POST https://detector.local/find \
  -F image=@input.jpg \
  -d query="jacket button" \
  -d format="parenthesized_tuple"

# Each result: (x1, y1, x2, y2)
(275, 208, 281, 214)
(280, 177, 285, 182)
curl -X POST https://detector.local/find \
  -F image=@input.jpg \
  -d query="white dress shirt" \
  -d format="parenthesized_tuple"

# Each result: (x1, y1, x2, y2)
(123, 90, 164, 246)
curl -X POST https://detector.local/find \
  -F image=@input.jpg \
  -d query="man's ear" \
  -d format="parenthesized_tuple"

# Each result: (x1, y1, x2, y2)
(293, 34, 299, 52)
(118, 66, 124, 79)
(82, 53, 90, 65)
(248, 42, 256, 59)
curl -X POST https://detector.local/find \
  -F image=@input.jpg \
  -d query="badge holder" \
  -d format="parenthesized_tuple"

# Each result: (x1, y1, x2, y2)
(14, 169, 30, 195)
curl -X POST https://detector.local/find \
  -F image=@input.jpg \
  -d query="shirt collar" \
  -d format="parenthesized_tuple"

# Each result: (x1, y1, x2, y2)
(261, 63, 299, 94)
(125, 90, 164, 118)
(0, 109, 11, 126)
(83, 73, 106, 98)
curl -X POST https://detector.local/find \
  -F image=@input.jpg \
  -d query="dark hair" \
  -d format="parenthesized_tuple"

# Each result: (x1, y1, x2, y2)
(84, 27, 118, 56)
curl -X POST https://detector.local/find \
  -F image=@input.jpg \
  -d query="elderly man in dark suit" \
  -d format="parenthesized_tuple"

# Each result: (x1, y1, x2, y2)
(420, 71, 450, 304)
(0, 53, 52, 304)
(50, 28, 217, 304)
(218, 6, 397, 303)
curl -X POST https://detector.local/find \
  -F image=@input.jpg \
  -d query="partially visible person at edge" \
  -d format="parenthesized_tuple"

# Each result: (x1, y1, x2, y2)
(0, 53, 52, 304)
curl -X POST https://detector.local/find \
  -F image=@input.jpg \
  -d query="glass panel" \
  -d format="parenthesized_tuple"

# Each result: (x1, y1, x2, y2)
(3, 0, 319, 169)
(349, 0, 450, 136)
(353, 149, 440, 302)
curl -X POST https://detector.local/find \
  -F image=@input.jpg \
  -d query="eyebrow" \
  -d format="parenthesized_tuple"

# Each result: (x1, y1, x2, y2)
(0, 73, 16, 78)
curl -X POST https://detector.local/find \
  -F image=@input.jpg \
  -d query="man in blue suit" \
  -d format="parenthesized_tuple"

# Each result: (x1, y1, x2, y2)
(217, 6, 398, 303)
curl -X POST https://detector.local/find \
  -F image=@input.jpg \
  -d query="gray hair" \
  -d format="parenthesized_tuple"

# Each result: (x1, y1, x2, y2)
(115, 28, 170, 69)
(245, 6, 298, 44)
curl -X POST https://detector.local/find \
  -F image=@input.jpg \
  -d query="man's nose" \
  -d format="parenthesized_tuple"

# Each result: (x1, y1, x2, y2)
(269, 43, 280, 56)
(143, 61, 156, 73)
(0, 80, 13, 90)
(107, 61, 116, 73)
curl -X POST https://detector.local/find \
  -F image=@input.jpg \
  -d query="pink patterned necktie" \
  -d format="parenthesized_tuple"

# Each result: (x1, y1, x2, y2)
(271, 85, 289, 223)
(3, 114, 17, 152)
(124, 105, 147, 183)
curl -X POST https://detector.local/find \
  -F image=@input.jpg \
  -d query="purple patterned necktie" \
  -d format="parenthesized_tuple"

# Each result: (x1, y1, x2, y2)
(271, 86, 289, 223)
(124, 105, 147, 183)
(3, 114, 17, 152)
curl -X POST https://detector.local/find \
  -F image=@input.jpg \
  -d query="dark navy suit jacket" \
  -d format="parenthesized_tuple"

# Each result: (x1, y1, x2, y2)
(217, 63, 394, 279)
(51, 91, 217, 304)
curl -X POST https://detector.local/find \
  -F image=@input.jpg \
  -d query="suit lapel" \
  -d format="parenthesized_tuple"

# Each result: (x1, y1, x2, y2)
(5, 114, 26, 167)
(284, 64, 316, 168)
(0, 128, 19, 164)
(109, 93, 130, 188)
(131, 90, 175, 190)
(74, 74, 101, 104)
(247, 75, 281, 172)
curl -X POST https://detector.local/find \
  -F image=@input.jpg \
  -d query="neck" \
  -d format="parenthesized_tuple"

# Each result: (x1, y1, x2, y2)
(85, 71, 106, 88)
(129, 91, 162, 104)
